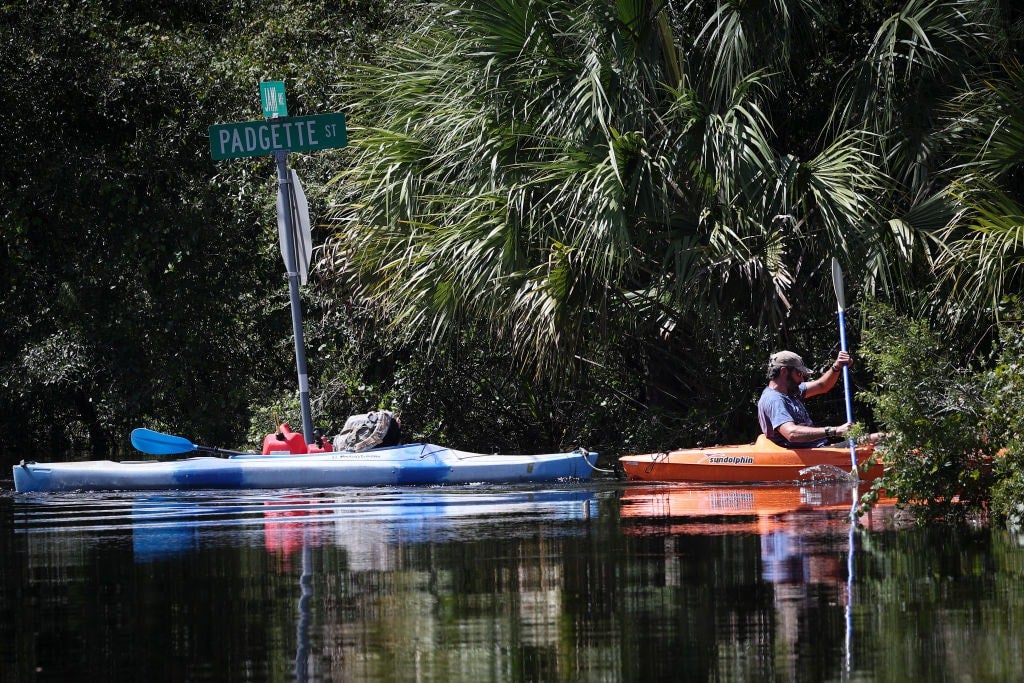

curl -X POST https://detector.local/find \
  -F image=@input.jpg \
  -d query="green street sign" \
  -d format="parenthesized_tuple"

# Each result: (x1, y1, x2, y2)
(209, 113, 347, 160)
(260, 81, 288, 118)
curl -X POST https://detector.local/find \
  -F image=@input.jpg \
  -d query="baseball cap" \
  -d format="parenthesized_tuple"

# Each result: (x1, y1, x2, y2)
(769, 350, 812, 375)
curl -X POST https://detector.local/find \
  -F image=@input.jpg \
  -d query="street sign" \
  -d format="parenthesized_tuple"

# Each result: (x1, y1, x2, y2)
(208, 86, 350, 444)
(208, 113, 347, 160)
(260, 81, 288, 118)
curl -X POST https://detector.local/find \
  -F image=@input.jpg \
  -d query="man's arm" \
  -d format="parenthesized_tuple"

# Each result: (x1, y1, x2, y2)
(804, 351, 852, 398)
(777, 420, 850, 443)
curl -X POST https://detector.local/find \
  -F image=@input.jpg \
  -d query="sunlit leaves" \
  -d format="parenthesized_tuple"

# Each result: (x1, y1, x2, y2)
(936, 59, 1024, 326)
(859, 303, 996, 522)
(325, 0, 893, 378)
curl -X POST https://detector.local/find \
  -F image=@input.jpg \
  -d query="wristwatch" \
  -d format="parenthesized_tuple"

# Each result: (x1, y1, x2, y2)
(825, 426, 834, 438)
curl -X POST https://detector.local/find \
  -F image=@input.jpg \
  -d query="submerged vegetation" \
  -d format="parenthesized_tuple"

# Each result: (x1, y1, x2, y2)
(3, 0, 1024, 524)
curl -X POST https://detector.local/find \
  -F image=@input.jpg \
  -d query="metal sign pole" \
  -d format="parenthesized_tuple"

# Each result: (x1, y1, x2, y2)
(209, 82, 344, 445)
(274, 149, 314, 443)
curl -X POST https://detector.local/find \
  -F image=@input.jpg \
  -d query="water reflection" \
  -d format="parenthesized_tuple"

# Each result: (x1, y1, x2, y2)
(295, 528, 313, 683)
(3, 481, 1022, 682)
(619, 482, 897, 682)
(619, 482, 898, 535)
(9, 487, 601, 681)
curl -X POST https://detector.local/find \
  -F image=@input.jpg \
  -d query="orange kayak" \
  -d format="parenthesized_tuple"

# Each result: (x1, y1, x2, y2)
(619, 435, 882, 483)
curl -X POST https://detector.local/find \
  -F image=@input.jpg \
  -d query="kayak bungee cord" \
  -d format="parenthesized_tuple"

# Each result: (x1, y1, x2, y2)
(576, 447, 614, 474)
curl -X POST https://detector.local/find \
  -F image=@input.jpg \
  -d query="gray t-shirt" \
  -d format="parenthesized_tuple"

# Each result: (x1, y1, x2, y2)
(758, 385, 828, 448)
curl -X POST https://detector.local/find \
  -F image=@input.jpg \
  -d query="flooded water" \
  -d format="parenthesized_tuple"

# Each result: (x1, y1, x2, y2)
(1, 477, 1022, 682)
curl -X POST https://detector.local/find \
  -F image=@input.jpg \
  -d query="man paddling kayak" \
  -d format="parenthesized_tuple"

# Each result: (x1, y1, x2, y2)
(758, 350, 853, 448)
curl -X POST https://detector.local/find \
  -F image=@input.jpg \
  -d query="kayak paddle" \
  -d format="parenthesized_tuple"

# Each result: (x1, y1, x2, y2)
(831, 257, 859, 475)
(131, 428, 247, 457)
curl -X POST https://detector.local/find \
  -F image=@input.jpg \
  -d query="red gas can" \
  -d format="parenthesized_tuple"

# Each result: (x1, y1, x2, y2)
(305, 436, 333, 454)
(262, 423, 308, 455)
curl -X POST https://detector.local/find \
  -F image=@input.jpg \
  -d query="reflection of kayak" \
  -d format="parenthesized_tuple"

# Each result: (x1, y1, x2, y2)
(261, 490, 599, 558)
(619, 484, 900, 591)
(12, 444, 598, 493)
(619, 435, 881, 483)
(117, 490, 600, 562)
(619, 483, 898, 536)
(621, 483, 855, 518)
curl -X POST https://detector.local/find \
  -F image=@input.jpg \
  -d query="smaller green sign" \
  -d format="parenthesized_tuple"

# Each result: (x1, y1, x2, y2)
(260, 81, 288, 118)
(209, 113, 347, 160)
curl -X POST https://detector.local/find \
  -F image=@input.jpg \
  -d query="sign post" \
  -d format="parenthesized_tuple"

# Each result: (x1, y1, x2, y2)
(273, 148, 317, 443)
(210, 83, 347, 444)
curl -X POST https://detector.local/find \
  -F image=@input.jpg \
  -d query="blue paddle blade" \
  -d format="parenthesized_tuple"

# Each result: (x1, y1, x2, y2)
(131, 428, 198, 455)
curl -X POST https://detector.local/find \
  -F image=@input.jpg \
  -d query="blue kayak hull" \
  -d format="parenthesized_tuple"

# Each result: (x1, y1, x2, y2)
(12, 443, 597, 492)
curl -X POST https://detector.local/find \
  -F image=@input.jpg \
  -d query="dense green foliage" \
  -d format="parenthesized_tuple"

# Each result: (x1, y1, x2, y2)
(938, 60, 1024, 325)
(325, 0, 889, 375)
(858, 305, 996, 521)
(858, 303, 1024, 523)
(981, 318, 1024, 525)
(319, 0, 1024, 453)
(2, 0, 1024, 525)
(1, 0, 409, 459)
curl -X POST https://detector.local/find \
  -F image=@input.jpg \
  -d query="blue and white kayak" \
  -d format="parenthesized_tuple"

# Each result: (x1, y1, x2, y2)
(12, 443, 598, 493)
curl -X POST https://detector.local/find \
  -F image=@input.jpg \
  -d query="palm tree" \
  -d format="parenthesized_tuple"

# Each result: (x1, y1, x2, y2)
(829, 0, 1006, 309)
(936, 59, 1024, 323)
(324, 0, 886, 387)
